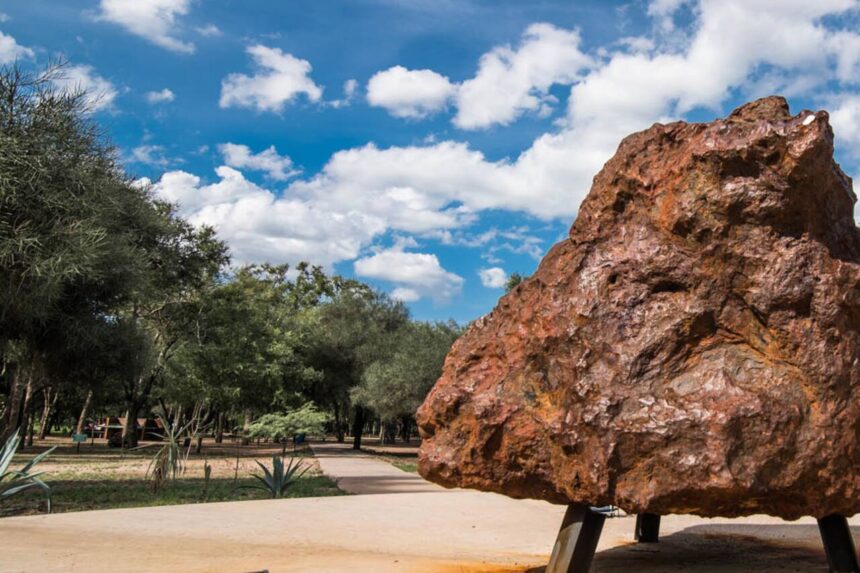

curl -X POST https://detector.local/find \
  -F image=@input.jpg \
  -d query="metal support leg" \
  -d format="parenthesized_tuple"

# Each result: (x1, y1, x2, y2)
(818, 514, 860, 573)
(546, 504, 606, 573)
(634, 513, 661, 543)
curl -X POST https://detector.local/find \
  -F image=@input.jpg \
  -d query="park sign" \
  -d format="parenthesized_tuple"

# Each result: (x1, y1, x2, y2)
(72, 433, 87, 443)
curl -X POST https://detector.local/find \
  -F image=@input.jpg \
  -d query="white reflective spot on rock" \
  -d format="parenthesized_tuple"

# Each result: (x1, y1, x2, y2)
(803, 114, 816, 126)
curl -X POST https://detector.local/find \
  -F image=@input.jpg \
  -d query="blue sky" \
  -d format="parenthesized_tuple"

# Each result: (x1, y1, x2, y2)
(3, 1, 860, 322)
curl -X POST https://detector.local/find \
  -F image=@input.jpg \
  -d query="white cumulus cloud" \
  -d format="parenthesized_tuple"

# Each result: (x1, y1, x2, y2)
(142, 2, 860, 306)
(367, 65, 456, 118)
(0, 31, 33, 64)
(220, 45, 323, 112)
(341, 1, 860, 226)
(354, 246, 464, 303)
(97, 0, 195, 53)
(832, 95, 860, 157)
(145, 88, 175, 104)
(144, 166, 384, 267)
(131, 144, 169, 167)
(478, 267, 507, 289)
(366, 24, 591, 127)
(391, 287, 421, 302)
(52, 65, 118, 112)
(196, 24, 221, 37)
(218, 143, 299, 181)
(454, 23, 592, 129)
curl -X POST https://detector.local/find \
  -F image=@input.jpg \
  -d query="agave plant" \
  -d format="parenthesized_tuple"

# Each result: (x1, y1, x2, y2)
(0, 430, 56, 513)
(137, 416, 193, 493)
(242, 455, 309, 499)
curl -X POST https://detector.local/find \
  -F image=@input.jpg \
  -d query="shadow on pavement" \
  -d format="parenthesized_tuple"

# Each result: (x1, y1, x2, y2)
(525, 523, 852, 572)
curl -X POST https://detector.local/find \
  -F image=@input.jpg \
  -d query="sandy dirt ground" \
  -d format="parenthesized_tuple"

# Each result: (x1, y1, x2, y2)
(26, 435, 322, 482)
(1, 440, 857, 572)
(1, 491, 857, 573)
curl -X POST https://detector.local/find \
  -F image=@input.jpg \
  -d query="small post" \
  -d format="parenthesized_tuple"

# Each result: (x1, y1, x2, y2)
(817, 514, 859, 573)
(635, 513, 661, 543)
(546, 504, 606, 573)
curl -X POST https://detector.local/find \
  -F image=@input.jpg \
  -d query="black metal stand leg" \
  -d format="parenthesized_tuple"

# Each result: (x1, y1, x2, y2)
(546, 504, 606, 573)
(818, 514, 859, 573)
(634, 513, 661, 543)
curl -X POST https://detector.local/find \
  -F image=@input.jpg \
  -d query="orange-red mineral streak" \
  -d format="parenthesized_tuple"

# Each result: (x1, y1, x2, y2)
(416, 97, 860, 520)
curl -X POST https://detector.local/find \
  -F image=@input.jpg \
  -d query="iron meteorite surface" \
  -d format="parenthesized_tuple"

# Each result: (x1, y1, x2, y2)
(417, 97, 860, 520)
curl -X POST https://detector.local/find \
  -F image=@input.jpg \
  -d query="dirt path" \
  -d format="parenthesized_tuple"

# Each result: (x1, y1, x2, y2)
(311, 441, 442, 494)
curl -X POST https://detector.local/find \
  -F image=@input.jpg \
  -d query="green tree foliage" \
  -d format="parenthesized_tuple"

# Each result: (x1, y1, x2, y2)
(352, 321, 462, 422)
(300, 287, 410, 448)
(0, 62, 228, 441)
(247, 402, 328, 453)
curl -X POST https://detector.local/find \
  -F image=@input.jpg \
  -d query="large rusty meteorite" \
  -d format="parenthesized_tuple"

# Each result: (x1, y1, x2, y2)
(416, 97, 860, 520)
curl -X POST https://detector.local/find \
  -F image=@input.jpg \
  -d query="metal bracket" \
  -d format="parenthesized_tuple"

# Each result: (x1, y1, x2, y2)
(546, 504, 606, 573)
(634, 513, 661, 543)
(818, 514, 860, 573)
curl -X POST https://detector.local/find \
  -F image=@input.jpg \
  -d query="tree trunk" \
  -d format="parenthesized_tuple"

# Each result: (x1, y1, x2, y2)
(26, 407, 35, 446)
(352, 405, 366, 450)
(47, 403, 61, 437)
(195, 435, 203, 455)
(332, 406, 345, 442)
(0, 366, 27, 442)
(241, 409, 251, 446)
(20, 375, 35, 448)
(38, 386, 58, 440)
(121, 404, 139, 448)
(383, 420, 396, 445)
(76, 390, 93, 436)
(215, 411, 224, 444)
(400, 417, 411, 443)
(25, 396, 35, 448)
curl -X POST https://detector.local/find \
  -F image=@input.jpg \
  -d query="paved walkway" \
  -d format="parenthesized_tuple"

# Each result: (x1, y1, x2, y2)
(1, 441, 857, 572)
(311, 441, 443, 494)
(2, 492, 857, 573)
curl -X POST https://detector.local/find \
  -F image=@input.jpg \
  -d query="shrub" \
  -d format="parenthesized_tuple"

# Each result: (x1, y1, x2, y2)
(241, 455, 309, 499)
(0, 430, 56, 512)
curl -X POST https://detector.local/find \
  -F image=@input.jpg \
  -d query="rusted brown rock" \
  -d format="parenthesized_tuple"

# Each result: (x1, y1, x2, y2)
(416, 96, 860, 520)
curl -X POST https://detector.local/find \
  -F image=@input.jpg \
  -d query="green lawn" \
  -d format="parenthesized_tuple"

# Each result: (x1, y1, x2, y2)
(4, 474, 343, 515)
(390, 459, 418, 473)
(1, 438, 345, 517)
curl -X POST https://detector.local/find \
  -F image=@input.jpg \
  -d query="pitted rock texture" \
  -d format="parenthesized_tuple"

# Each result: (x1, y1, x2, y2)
(416, 97, 860, 520)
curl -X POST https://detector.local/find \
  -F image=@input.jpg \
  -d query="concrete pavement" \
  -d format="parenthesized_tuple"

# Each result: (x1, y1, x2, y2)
(1, 441, 857, 572)
(311, 441, 443, 495)
(1, 491, 857, 572)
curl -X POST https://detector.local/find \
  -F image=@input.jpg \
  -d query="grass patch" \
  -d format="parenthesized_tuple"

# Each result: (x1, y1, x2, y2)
(390, 459, 418, 473)
(2, 474, 344, 517)
(1, 438, 345, 517)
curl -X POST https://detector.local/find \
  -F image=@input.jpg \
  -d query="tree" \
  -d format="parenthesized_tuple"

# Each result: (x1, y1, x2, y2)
(0, 62, 227, 441)
(301, 287, 409, 449)
(247, 402, 328, 453)
(0, 61, 228, 445)
(352, 321, 461, 442)
(162, 264, 326, 446)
